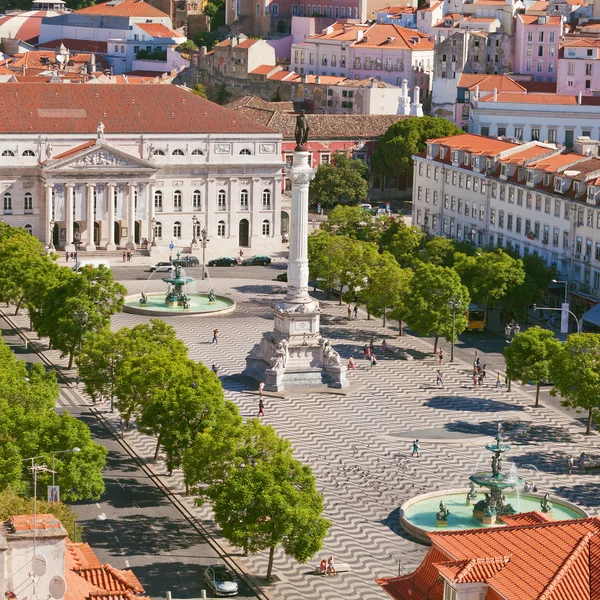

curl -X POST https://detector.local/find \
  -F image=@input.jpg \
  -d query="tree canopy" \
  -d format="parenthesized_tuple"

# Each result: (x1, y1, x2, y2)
(371, 116, 463, 177)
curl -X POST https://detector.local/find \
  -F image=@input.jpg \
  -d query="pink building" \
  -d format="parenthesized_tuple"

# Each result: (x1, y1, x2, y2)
(514, 14, 563, 82)
(557, 38, 600, 95)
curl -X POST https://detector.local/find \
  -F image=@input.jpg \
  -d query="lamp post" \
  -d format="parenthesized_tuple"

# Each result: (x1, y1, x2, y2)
(151, 217, 157, 247)
(448, 298, 462, 362)
(533, 303, 581, 335)
(200, 227, 209, 280)
(552, 279, 568, 305)
(73, 310, 88, 381)
(192, 215, 198, 245)
(73, 229, 82, 269)
(50, 447, 81, 502)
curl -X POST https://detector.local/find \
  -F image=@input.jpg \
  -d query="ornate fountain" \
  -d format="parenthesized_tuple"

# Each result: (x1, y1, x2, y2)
(468, 424, 524, 525)
(162, 261, 195, 308)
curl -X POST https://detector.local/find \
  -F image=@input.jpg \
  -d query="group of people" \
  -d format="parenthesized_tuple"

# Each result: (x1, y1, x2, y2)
(567, 452, 587, 476)
(363, 342, 378, 368)
(472, 357, 488, 388)
(317, 556, 337, 576)
(122, 251, 134, 262)
(65, 251, 75, 262)
(347, 304, 359, 320)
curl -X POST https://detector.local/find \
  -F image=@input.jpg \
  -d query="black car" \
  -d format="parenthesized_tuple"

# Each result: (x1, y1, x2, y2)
(208, 256, 238, 267)
(242, 255, 272, 266)
(172, 256, 200, 267)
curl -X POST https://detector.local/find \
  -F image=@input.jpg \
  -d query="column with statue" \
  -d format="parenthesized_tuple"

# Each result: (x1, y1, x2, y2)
(244, 112, 348, 391)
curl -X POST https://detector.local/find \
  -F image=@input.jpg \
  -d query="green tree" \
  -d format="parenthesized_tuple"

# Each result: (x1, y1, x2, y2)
(329, 236, 374, 305)
(550, 333, 600, 434)
(204, 1, 218, 17)
(385, 221, 424, 267)
(504, 327, 562, 407)
(176, 40, 198, 54)
(404, 263, 470, 351)
(421, 237, 456, 266)
(185, 419, 329, 580)
(191, 83, 208, 98)
(454, 249, 525, 307)
(307, 230, 337, 293)
(371, 116, 463, 177)
(216, 82, 232, 105)
(309, 152, 369, 208)
(31, 266, 126, 368)
(321, 205, 373, 240)
(193, 30, 217, 51)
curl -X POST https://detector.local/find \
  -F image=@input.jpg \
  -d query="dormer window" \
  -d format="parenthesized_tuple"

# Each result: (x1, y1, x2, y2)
(464, 153, 469, 166)
(588, 185, 596, 200)
(427, 145, 433, 158)
(573, 182, 579, 194)
(501, 164, 507, 177)
(527, 170, 534, 183)
(518, 167, 524, 180)
(544, 174, 550, 185)
(554, 177, 562, 192)
(440, 147, 446, 159)
(451, 150, 458, 164)
(486, 158, 492, 171)
(472, 156, 480, 169)
(444, 582, 458, 600)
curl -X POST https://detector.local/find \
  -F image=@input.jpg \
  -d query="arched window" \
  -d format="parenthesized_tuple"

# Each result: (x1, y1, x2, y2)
(262, 189, 271, 208)
(240, 189, 249, 210)
(24, 224, 32, 235)
(217, 220, 226, 237)
(153, 148, 166, 156)
(193, 190, 201, 210)
(2, 150, 15, 157)
(218, 190, 227, 210)
(194, 222, 202, 237)
(172, 148, 185, 155)
(173, 221, 182, 238)
(3, 193, 12, 212)
(155, 221, 163, 239)
(191, 148, 204, 155)
(239, 148, 252, 155)
(24, 192, 33, 212)
(22, 150, 36, 157)
(173, 190, 182, 211)
(262, 219, 270, 236)
(154, 190, 163, 211)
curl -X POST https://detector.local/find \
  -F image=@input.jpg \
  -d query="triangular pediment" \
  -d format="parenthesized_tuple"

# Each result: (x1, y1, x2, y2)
(44, 140, 157, 172)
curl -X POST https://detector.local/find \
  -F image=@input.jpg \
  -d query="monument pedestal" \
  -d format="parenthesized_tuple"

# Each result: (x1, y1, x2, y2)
(244, 148, 348, 392)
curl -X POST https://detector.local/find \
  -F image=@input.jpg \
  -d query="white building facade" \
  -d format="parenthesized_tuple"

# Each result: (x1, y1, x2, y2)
(412, 133, 600, 299)
(0, 84, 283, 254)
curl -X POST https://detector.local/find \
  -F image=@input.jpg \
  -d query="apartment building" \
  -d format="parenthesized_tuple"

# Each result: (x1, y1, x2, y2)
(557, 38, 600, 94)
(514, 14, 562, 82)
(412, 133, 600, 301)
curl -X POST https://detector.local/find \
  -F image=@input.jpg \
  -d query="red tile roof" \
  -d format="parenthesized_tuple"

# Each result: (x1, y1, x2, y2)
(419, 1, 443, 11)
(250, 64, 281, 75)
(6, 514, 63, 532)
(135, 23, 180, 38)
(215, 37, 260, 49)
(501, 511, 555, 526)
(428, 132, 511, 156)
(75, 0, 169, 18)
(353, 23, 434, 49)
(0, 84, 274, 134)
(457, 73, 526, 92)
(435, 556, 510, 583)
(479, 92, 600, 105)
(519, 14, 562, 24)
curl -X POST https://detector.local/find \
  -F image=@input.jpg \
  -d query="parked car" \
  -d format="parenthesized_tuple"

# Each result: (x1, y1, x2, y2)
(242, 255, 272, 266)
(207, 256, 238, 267)
(172, 256, 200, 267)
(203, 565, 238, 597)
(149, 262, 174, 272)
(276, 272, 288, 282)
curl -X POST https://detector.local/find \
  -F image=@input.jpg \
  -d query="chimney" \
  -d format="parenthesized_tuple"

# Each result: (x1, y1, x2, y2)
(22, 64, 26, 76)
(230, 36, 237, 48)
(200, 45, 207, 56)
(301, 73, 308, 83)
(402, 78, 408, 97)
(493, 87, 498, 101)
(371, 77, 377, 88)
(315, 75, 321, 83)
(356, 29, 364, 42)
(474, 83, 479, 100)
(413, 85, 420, 105)
(578, 90, 582, 104)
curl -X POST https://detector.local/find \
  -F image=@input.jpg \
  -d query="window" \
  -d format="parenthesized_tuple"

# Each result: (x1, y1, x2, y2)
(262, 189, 271, 208)
(217, 220, 226, 237)
(531, 128, 540, 141)
(586, 63, 593, 75)
(553, 227, 559, 247)
(586, 80, 591, 89)
(517, 190, 523, 206)
(218, 190, 227, 210)
(527, 44, 532, 56)
(507, 213, 513, 231)
(499, 210, 504, 228)
(550, 31, 555, 43)
(193, 190, 201, 211)
(543, 225, 549, 244)
(173, 190, 182, 211)
(554, 200, 561, 217)
(514, 127, 523, 141)
(153, 148, 165, 156)
(516, 216, 522, 233)
(563, 231, 569, 249)
(155, 220, 163, 239)
(1, 150, 14, 156)
(172, 148, 185, 156)
(134, 45, 139, 54)
(262, 219, 270, 236)
(239, 148, 252, 155)
(240, 189, 249, 210)
(173, 221, 182, 238)
(545, 197, 551, 213)
(568, 62, 574, 76)
(490, 208, 496, 224)
(526, 59, 532, 72)
(527, 31, 533, 42)
(154, 190, 163, 211)
(536, 194, 542, 211)
(24, 224, 32, 235)
(192, 148, 204, 155)
(24, 192, 32, 212)
(22, 150, 35, 157)
(537, 60, 543, 72)
(4, 192, 13, 212)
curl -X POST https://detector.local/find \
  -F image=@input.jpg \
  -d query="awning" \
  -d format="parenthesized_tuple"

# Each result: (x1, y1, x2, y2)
(582, 302, 600, 327)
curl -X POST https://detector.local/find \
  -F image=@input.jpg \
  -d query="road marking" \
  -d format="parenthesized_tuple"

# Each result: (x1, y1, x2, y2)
(132, 499, 141, 510)
(96, 503, 101, 508)
(150, 524, 157, 532)
(114, 535, 119, 542)
(125, 560, 130, 568)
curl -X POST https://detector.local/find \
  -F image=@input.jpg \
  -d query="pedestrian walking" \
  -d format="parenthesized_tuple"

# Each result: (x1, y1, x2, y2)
(239, 249, 244, 258)
(578, 452, 586, 472)
(567, 454, 574, 476)
(122, 251, 126, 262)
(496, 373, 503, 388)
(65, 251, 69, 263)
(436, 370, 444, 386)
(258, 380, 264, 398)
(348, 356, 355, 370)
(258, 397, 265, 416)
(370, 353, 377, 368)
(119, 418, 125, 437)
(212, 329, 219, 344)
(478, 373, 484, 387)
(438, 349, 444, 364)
(369, 336, 374, 351)
(482, 364, 487, 379)
(211, 364, 219, 375)
(347, 304, 352, 319)
(353, 304, 359, 319)
(411, 439, 420, 457)
(473, 373, 478, 388)
(364, 345, 371, 360)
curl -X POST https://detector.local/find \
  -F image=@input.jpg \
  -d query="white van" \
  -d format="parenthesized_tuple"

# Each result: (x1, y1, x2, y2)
(72, 259, 111, 272)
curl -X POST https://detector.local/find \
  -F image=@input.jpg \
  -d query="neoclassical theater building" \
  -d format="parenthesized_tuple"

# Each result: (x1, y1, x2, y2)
(0, 84, 283, 253)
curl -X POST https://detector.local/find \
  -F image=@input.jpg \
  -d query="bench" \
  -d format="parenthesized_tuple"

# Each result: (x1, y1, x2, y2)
(313, 562, 351, 575)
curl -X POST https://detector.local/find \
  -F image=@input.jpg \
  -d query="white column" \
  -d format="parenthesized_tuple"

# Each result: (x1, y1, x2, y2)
(285, 151, 315, 304)
(106, 183, 116, 251)
(45, 184, 53, 248)
(65, 183, 74, 251)
(85, 183, 96, 251)
(127, 182, 136, 247)
(147, 183, 155, 244)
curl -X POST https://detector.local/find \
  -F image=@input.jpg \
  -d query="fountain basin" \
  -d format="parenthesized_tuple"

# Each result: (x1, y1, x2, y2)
(469, 472, 524, 489)
(122, 293, 236, 317)
(399, 488, 588, 544)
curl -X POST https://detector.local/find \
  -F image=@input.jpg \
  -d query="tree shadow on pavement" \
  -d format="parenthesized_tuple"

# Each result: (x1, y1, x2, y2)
(425, 396, 525, 412)
(445, 420, 521, 436)
(509, 451, 563, 475)
(550, 482, 600, 509)
(512, 424, 578, 445)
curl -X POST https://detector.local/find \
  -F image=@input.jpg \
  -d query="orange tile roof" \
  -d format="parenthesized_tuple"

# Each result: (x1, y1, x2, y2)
(135, 23, 181, 38)
(435, 556, 510, 584)
(6, 514, 63, 532)
(250, 64, 278, 75)
(479, 92, 600, 105)
(353, 23, 434, 49)
(463, 16, 497, 21)
(419, 1, 443, 11)
(66, 543, 103, 571)
(38, 38, 108, 53)
(501, 144, 556, 164)
(216, 37, 260, 49)
(310, 22, 369, 41)
(527, 152, 587, 172)
(51, 140, 96, 161)
(519, 14, 562, 24)
(428, 132, 513, 156)
(457, 73, 526, 92)
(563, 37, 600, 48)
(75, 0, 169, 18)
(502, 511, 555, 526)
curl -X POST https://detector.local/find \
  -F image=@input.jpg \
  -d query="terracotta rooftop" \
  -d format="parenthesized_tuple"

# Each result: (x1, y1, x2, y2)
(311, 21, 369, 41)
(457, 73, 526, 92)
(500, 144, 555, 164)
(75, 0, 169, 18)
(519, 14, 562, 24)
(479, 92, 600, 105)
(249, 64, 281, 76)
(215, 37, 260, 49)
(135, 23, 181, 38)
(353, 23, 434, 49)
(428, 132, 511, 156)
(5, 514, 63, 532)
(378, 516, 600, 600)
(0, 84, 275, 134)
(419, 1, 443, 11)
(37, 38, 108, 53)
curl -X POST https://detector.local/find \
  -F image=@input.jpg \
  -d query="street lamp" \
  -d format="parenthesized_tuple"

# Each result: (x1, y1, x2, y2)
(192, 215, 198, 245)
(533, 303, 581, 335)
(448, 298, 462, 362)
(151, 217, 157, 247)
(73, 229, 82, 269)
(50, 447, 81, 502)
(504, 320, 521, 342)
(200, 227, 209, 280)
(552, 279, 568, 305)
(73, 310, 88, 381)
